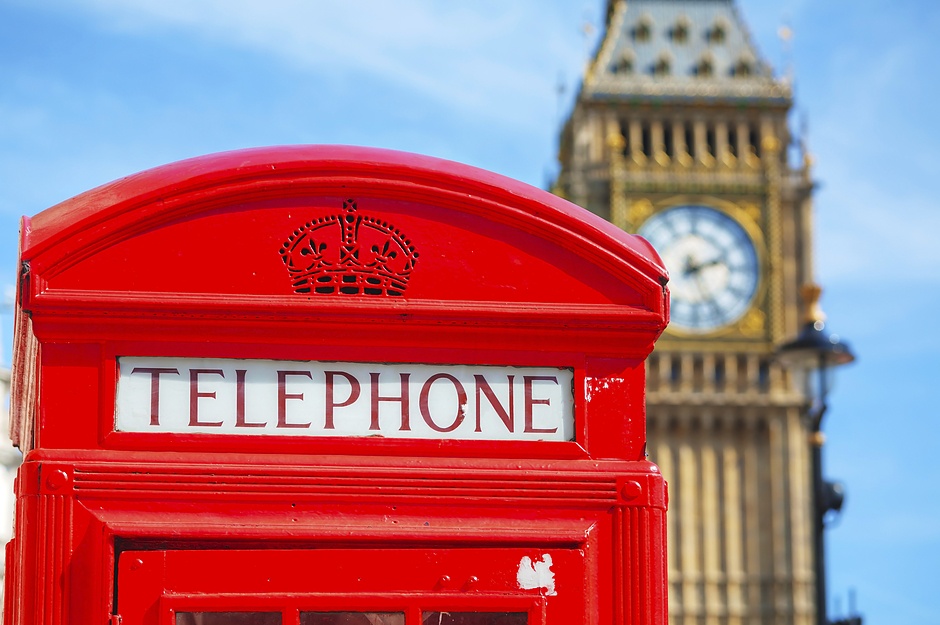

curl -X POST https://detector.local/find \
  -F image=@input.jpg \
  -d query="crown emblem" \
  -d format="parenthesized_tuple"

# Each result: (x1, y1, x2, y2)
(280, 199, 419, 296)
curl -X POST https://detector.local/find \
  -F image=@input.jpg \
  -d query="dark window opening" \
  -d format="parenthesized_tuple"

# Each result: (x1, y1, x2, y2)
(653, 57, 671, 76)
(178, 614, 281, 625)
(663, 123, 674, 159)
(302, 614, 405, 625)
(705, 126, 717, 158)
(749, 126, 761, 157)
(671, 23, 689, 43)
(621, 121, 632, 157)
(758, 360, 771, 392)
(733, 60, 752, 77)
(728, 126, 738, 158)
(612, 53, 634, 74)
(642, 124, 653, 157)
(695, 59, 713, 77)
(684, 123, 695, 158)
(714, 358, 726, 391)
(708, 24, 726, 44)
(423, 613, 527, 625)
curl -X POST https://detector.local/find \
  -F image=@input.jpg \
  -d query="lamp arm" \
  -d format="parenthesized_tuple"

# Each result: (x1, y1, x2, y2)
(808, 400, 827, 433)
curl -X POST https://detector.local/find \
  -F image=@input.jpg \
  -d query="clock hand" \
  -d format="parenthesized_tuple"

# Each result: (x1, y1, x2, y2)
(683, 253, 726, 277)
(699, 256, 726, 270)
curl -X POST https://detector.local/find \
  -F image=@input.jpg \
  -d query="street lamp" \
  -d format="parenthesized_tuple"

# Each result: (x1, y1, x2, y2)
(776, 284, 857, 625)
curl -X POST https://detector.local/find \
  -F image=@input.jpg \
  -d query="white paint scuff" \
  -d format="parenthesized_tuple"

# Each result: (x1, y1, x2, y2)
(516, 553, 557, 596)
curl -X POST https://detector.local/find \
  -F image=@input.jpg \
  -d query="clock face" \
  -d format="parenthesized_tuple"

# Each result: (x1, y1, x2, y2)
(638, 205, 759, 333)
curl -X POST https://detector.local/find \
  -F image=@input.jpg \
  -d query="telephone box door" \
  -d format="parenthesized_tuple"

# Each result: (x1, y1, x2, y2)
(117, 548, 588, 624)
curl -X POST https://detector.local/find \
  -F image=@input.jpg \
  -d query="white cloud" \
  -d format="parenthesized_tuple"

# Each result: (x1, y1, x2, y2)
(49, 0, 582, 131)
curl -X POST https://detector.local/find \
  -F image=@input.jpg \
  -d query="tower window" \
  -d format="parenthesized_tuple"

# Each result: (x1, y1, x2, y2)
(707, 21, 727, 44)
(663, 123, 675, 160)
(670, 18, 689, 43)
(621, 120, 632, 157)
(652, 56, 671, 76)
(758, 360, 771, 392)
(732, 60, 753, 77)
(670, 356, 681, 385)
(706, 125, 717, 158)
(684, 122, 695, 158)
(749, 126, 761, 157)
(634, 17, 653, 42)
(641, 123, 653, 157)
(694, 57, 714, 77)
(692, 356, 704, 392)
(714, 358, 727, 391)
(612, 51, 634, 74)
(728, 126, 738, 157)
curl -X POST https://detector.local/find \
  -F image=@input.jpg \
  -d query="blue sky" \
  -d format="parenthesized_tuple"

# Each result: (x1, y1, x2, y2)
(1, 1, 938, 623)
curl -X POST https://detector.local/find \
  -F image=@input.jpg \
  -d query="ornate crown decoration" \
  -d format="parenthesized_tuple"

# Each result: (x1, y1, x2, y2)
(280, 199, 419, 297)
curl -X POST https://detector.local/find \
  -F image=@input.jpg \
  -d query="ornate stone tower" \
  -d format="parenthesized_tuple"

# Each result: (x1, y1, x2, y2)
(555, 1, 817, 623)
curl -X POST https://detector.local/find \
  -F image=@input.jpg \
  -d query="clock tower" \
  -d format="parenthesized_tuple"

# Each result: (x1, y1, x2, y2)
(555, 1, 817, 623)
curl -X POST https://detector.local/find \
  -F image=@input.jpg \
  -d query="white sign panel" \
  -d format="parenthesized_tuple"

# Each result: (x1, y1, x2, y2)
(116, 357, 574, 441)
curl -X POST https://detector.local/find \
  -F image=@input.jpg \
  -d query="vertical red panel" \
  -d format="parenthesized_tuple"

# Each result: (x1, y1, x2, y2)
(37, 343, 102, 450)
(584, 358, 648, 460)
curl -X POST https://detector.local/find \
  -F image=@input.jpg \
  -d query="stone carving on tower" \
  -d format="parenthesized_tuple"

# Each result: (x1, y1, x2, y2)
(555, 1, 818, 623)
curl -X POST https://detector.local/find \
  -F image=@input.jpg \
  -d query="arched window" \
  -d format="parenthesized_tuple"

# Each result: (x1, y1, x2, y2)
(732, 59, 753, 77)
(671, 17, 690, 43)
(663, 123, 675, 160)
(684, 122, 695, 159)
(620, 120, 632, 157)
(634, 15, 653, 42)
(612, 51, 635, 74)
(706, 125, 717, 158)
(653, 55, 671, 76)
(695, 56, 714, 77)
(707, 19, 727, 44)
(749, 125, 761, 157)
(641, 123, 653, 157)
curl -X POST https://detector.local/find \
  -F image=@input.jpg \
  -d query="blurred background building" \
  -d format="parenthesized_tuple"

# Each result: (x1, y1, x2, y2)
(554, 1, 833, 623)
(0, 365, 19, 609)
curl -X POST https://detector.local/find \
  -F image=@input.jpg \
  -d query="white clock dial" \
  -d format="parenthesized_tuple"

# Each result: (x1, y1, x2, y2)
(638, 205, 759, 333)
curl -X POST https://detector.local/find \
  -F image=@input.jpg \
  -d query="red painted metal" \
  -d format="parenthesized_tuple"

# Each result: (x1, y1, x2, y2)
(6, 146, 669, 624)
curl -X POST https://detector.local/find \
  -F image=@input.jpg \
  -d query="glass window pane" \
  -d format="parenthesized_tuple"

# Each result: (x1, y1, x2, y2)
(301, 613, 405, 625)
(422, 613, 527, 625)
(176, 613, 281, 625)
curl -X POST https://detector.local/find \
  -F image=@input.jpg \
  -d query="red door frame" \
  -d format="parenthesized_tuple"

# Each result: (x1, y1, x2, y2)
(118, 548, 571, 624)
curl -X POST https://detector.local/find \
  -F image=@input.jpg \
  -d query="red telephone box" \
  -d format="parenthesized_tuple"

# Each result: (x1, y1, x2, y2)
(6, 146, 669, 625)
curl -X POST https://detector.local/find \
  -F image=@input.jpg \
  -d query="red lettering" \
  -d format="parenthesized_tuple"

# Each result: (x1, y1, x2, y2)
(420, 373, 467, 433)
(325, 371, 361, 429)
(277, 370, 312, 428)
(189, 369, 225, 427)
(370, 372, 411, 431)
(235, 369, 265, 428)
(474, 374, 514, 433)
(131, 367, 179, 426)
(524, 375, 558, 434)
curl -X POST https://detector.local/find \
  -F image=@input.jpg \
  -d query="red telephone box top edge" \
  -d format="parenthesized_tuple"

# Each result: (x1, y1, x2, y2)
(21, 145, 667, 290)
